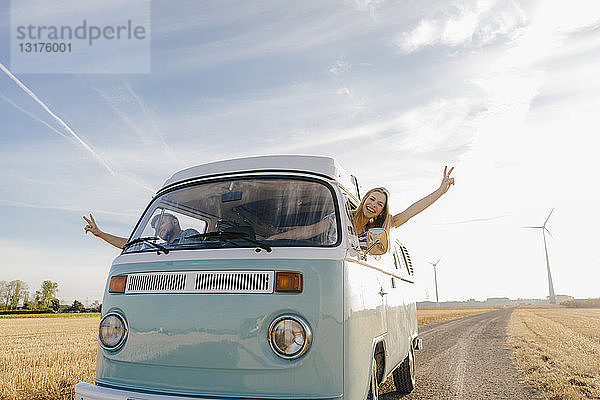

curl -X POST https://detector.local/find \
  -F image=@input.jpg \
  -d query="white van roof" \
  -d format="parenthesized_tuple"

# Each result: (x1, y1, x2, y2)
(161, 155, 361, 199)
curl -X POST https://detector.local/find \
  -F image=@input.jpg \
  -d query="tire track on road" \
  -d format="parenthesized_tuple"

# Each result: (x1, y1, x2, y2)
(381, 309, 540, 400)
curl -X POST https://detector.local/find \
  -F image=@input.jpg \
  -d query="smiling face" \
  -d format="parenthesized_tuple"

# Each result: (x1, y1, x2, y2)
(362, 191, 387, 219)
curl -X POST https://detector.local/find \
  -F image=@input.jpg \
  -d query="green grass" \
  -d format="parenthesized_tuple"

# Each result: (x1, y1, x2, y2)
(0, 313, 100, 319)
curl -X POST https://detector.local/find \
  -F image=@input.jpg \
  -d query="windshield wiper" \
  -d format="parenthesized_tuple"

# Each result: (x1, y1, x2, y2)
(123, 236, 169, 255)
(186, 231, 272, 253)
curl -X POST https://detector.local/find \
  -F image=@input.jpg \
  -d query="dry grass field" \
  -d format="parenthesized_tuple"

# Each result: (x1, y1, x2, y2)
(508, 307, 600, 400)
(0, 315, 98, 400)
(417, 306, 497, 326)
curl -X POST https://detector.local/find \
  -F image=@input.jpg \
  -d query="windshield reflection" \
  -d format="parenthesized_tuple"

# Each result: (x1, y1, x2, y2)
(123, 178, 339, 253)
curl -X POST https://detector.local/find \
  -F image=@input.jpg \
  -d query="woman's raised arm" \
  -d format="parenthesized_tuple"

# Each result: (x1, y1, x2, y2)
(391, 166, 455, 228)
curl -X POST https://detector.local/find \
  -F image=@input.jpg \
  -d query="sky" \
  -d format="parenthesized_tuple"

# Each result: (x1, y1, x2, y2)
(1, 0, 599, 305)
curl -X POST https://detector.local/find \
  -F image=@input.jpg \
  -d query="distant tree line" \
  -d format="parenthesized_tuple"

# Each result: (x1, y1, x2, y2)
(561, 298, 600, 308)
(0, 280, 101, 313)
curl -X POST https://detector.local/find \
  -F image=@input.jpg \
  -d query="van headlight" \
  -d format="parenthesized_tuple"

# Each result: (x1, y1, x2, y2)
(98, 312, 128, 351)
(268, 315, 311, 359)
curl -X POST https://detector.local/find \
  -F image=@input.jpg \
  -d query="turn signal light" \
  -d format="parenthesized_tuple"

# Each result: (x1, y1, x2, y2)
(109, 275, 127, 294)
(275, 272, 303, 293)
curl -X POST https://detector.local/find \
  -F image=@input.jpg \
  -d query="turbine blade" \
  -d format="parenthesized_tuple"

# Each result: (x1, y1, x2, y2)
(544, 228, 554, 238)
(522, 226, 543, 229)
(436, 257, 442, 265)
(544, 208, 555, 226)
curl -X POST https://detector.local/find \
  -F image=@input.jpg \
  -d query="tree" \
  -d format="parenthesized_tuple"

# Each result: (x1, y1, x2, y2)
(39, 281, 59, 309)
(9, 280, 29, 309)
(89, 300, 102, 312)
(49, 298, 60, 312)
(0, 281, 8, 310)
(71, 300, 85, 313)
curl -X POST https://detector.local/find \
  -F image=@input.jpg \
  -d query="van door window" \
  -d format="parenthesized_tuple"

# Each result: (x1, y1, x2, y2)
(344, 196, 360, 250)
(393, 242, 414, 282)
(398, 244, 414, 276)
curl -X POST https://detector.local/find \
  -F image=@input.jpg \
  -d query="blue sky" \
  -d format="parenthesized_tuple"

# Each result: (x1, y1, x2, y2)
(1, 0, 599, 305)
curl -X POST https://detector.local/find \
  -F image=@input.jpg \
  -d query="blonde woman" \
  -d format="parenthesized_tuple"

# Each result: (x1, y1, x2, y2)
(268, 166, 455, 242)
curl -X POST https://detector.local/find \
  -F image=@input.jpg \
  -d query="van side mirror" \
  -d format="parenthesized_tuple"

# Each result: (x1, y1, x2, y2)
(365, 228, 389, 255)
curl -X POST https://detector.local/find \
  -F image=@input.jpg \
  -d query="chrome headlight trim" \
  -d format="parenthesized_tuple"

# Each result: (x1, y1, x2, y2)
(267, 314, 312, 360)
(98, 311, 128, 351)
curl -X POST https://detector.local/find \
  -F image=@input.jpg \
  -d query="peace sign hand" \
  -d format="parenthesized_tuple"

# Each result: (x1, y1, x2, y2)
(439, 166, 455, 194)
(83, 213, 103, 237)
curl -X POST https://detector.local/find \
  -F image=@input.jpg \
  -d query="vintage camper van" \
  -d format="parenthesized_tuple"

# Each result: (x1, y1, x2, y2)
(75, 155, 420, 400)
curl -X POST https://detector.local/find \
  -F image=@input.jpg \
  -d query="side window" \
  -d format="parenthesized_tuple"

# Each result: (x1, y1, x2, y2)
(398, 244, 414, 276)
(344, 195, 360, 249)
(392, 241, 415, 283)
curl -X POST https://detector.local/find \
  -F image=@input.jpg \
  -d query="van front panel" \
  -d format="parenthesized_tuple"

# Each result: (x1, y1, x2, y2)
(96, 258, 343, 398)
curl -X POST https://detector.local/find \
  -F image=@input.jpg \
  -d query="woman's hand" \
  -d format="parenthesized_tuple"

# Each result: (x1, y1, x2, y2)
(438, 166, 455, 194)
(83, 213, 103, 237)
(391, 166, 455, 228)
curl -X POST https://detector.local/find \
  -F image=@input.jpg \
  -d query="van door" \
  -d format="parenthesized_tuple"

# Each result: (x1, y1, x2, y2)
(343, 194, 387, 335)
(384, 244, 412, 366)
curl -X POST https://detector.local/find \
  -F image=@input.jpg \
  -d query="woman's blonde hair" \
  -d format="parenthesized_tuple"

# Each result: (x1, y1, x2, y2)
(352, 187, 392, 235)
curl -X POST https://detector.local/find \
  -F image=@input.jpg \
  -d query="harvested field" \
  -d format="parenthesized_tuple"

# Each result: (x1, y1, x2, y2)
(0, 312, 100, 319)
(508, 307, 600, 400)
(417, 306, 497, 326)
(0, 315, 98, 400)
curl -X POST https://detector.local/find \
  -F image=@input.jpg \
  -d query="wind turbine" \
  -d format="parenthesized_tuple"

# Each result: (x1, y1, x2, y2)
(523, 209, 556, 304)
(427, 258, 442, 306)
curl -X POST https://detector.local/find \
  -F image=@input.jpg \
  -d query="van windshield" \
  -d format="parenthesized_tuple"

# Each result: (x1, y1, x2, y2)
(123, 177, 340, 253)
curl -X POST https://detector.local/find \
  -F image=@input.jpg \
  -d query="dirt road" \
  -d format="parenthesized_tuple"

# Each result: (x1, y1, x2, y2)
(382, 308, 540, 400)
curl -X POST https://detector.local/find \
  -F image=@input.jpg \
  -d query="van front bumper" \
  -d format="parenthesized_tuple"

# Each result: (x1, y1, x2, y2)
(75, 383, 242, 400)
(75, 383, 343, 400)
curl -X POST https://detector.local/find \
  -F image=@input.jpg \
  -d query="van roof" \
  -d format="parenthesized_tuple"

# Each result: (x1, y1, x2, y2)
(161, 155, 361, 199)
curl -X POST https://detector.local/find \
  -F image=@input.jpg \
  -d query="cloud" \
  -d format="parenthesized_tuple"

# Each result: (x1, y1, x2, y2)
(350, 0, 387, 21)
(153, 2, 383, 72)
(328, 59, 351, 76)
(395, 0, 528, 53)
(0, 199, 139, 218)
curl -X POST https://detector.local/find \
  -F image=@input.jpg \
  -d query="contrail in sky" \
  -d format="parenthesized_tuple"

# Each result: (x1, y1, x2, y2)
(0, 62, 116, 176)
(435, 215, 506, 225)
(0, 93, 70, 140)
(123, 81, 183, 168)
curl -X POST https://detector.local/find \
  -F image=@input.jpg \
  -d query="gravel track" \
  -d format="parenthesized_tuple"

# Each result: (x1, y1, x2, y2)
(381, 308, 541, 400)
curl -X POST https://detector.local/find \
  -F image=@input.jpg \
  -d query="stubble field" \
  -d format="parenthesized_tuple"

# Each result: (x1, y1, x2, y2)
(0, 315, 98, 400)
(416, 306, 497, 325)
(508, 307, 600, 399)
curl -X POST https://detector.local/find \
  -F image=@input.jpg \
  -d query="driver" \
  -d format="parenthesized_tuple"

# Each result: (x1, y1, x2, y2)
(150, 213, 199, 245)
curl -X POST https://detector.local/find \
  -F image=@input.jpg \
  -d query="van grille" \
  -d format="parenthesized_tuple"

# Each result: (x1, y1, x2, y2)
(127, 273, 187, 292)
(124, 271, 274, 294)
(195, 271, 271, 292)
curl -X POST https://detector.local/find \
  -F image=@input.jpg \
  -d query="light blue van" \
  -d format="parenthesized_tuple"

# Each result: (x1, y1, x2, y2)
(75, 155, 419, 400)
